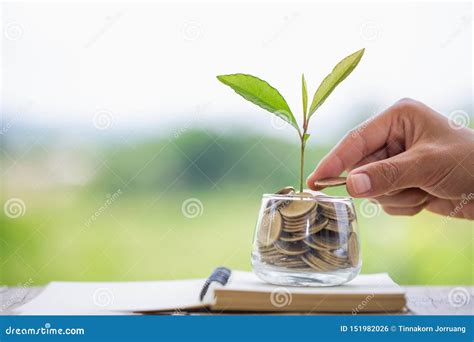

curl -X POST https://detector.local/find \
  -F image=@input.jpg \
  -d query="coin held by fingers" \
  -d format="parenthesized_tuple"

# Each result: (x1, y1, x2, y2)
(313, 176, 347, 190)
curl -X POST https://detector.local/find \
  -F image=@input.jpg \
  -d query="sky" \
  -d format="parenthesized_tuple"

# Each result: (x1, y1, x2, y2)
(1, 1, 472, 142)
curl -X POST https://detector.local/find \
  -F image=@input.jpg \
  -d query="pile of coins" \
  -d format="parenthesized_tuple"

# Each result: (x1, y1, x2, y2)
(256, 186, 360, 272)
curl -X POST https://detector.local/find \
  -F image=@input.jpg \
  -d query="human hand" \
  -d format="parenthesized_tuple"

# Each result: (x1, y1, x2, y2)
(307, 98, 474, 219)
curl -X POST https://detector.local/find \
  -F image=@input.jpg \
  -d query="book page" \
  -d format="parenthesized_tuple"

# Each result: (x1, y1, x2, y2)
(223, 272, 404, 295)
(15, 278, 207, 315)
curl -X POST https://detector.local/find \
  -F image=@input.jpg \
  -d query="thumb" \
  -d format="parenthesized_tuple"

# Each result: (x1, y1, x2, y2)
(346, 152, 422, 197)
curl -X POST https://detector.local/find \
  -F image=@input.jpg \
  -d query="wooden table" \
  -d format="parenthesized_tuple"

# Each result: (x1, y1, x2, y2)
(1, 286, 473, 315)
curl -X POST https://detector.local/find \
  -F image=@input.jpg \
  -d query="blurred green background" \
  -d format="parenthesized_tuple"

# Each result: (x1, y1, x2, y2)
(1, 128, 472, 286)
(1, 1, 472, 287)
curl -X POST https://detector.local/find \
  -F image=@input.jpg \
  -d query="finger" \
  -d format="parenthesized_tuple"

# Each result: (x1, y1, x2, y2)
(425, 197, 474, 220)
(382, 204, 425, 216)
(385, 189, 404, 196)
(371, 188, 429, 207)
(307, 102, 400, 189)
(346, 150, 426, 197)
(349, 148, 388, 171)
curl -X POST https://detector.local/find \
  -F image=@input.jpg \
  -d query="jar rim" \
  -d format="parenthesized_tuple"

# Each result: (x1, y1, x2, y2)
(262, 192, 353, 202)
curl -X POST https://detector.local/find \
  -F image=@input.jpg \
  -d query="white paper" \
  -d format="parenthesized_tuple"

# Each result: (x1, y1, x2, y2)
(16, 278, 206, 315)
(226, 271, 404, 295)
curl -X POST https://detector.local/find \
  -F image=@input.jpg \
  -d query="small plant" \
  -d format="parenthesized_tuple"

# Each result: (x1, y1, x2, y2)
(217, 48, 365, 193)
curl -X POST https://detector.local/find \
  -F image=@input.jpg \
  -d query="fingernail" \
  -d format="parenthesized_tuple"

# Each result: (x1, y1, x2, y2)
(350, 173, 372, 194)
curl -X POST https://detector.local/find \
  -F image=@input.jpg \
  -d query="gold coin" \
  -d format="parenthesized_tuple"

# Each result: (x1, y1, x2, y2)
(281, 218, 321, 233)
(275, 186, 295, 195)
(348, 232, 360, 267)
(282, 222, 317, 231)
(279, 231, 306, 242)
(282, 220, 317, 231)
(318, 250, 349, 268)
(282, 224, 314, 232)
(283, 219, 327, 236)
(279, 194, 317, 219)
(282, 219, 317, 228)
(274, 241, 308, 256)
(301, 252, 338, 271)
(322, 210, 355, 222)
(300, 221, 329, 235)
(258, 244, 277, 252)
(282, 211, 317, 223)
(282, 227, 305, 234)
(324, 219, 353, 233)
(303, 237, 330, 251)
(283, 209, 317, 220)
(317, 200, 336, 209)
(270, 255, 308, 268)
(296, 192, 314, 197)
(265, 198, 291, 211)
(259, 249, 286, 260)
(309, 251, 340, 270)
(258, 251, 282, 260)
(274, 262, 308, 269)
(305, 230, 345, 250)
(300, 255, 324, 271)
(260, 254, 285, 262)
(313, 177, 347, 190)
(310, 217, 329, 233)
(257, 210, 282, 247)
(265, 187, 295, 210)
(320, 208, 338, 220)
(258, 247, 280, 256)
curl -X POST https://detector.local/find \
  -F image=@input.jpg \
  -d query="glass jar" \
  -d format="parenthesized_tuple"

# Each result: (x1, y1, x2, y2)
(251, 192, 361, 286)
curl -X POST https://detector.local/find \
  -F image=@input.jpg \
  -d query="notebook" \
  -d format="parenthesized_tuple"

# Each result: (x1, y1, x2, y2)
(15, 269, 406, 314)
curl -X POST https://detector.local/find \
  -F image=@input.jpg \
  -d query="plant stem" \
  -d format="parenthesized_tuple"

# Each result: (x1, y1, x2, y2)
(299, 137, 305, 193)
(298, 109, 309, 193)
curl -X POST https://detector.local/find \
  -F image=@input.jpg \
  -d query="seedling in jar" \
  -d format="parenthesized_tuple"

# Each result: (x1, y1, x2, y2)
(217, 48, 365, 192)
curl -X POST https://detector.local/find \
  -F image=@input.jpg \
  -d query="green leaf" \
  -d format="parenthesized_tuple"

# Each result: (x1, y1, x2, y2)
(303, 133, 310, 144)
(308, 48, 365, 118)
(217, 73, 299, 131)
(302, 73, 308, 117)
